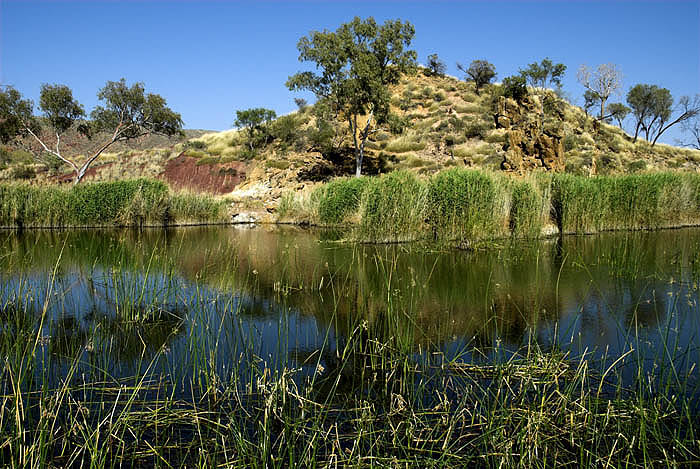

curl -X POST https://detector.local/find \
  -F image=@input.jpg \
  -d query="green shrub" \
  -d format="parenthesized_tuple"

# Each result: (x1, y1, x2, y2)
(265, 159, 291, 170)
(387, 114, 410, 135)
(11, 164, 36, 180)
(196, 156, 221, 166)
(184, 150, 208, 159)
(463, 119, 491, 139)
(385, 138, 426, 153)
(500, 75, 528, 102)
(185, 140, 207, 150)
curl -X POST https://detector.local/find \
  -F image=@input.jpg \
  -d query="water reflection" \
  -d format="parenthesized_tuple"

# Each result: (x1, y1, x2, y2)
(1, 226, 699, 392)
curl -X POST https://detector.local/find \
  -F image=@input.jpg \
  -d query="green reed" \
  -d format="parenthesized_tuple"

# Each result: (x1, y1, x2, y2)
(289, 169, 700, 244)
(0, 179, 227, 228)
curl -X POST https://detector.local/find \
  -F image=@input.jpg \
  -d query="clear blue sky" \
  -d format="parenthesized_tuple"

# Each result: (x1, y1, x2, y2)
(1, 0, 699, 144)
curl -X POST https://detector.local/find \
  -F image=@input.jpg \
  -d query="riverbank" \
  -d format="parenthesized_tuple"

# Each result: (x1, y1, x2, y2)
(278, 169, 700, 243)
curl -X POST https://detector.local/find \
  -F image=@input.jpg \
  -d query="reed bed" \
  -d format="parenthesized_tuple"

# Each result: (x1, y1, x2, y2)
(295, 169, 700, 243)
(0, 179, 227, 228)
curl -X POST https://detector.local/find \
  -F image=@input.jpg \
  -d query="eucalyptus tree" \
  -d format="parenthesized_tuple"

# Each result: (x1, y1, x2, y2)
(577, 63, 623, 120)
(0, 79, 182, 183)
(626, 85, 699, 146)
(234, 107, 277, 151)
(520, 57, 566, 90)
(287, 16, 417, 177)
(681, 111, 700, 150)
(606, 102, 630, 128)
(426, 53, 446, 76)
(456, 60, 496, 95)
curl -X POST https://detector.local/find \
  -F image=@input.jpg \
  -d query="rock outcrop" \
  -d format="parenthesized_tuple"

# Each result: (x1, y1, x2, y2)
(495, 96, 565, 173)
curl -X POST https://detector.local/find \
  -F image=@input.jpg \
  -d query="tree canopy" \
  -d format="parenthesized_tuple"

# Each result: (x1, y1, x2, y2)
(0, 79, 182, 183)
(426, 53, 446, 76)
(287, 16, 417, 177)
(0, 86, 35, 144)
(501, 75, 528, 103)
(234, 107, 277, 151)
(457, 60, 496, 95)
(520, 58, 566, 90)
(626, 85, 699, 146)
(606, 102, 630, 128)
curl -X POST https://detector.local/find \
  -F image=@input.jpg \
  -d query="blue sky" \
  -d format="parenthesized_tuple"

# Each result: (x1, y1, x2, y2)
(1, 0, 699, 144)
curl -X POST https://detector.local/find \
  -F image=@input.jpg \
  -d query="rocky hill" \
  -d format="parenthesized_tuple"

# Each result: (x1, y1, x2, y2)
(3, 70, 699, 203)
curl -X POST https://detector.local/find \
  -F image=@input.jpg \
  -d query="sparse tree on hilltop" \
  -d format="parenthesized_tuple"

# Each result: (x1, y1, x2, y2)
(520, 57, 566, 90)
(287, 16, 417, 177)
(626, 85, 699, 146)
(501, 75, 528, 103)
(0, 79, 182, 184)
(234, 107, 277, 151)
(294, 97, 308, 111)
(577, 63, 623, 120)
(426, 53, 446, 76)
(680, 110, 700, 150)
(607, 102, 630, 128)
(457, 60, 496, 95)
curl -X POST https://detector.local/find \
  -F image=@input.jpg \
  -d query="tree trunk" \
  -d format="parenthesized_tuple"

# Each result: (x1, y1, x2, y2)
(72, 138, 118, 184)
(351, 110, 374, 178)
(349, 115, 360, 177)
(632, 120, 643, 143)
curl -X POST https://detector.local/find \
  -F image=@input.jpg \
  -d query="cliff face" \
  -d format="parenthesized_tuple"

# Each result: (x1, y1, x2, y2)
(496, 95, 565, 174)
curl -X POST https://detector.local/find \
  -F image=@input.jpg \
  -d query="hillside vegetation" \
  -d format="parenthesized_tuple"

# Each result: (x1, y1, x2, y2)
(3, 70, 699, 203)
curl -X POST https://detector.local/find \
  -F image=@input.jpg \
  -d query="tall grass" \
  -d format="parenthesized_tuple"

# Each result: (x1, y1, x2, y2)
(0, 179, 227, 228)
(357, 170, 426, 242)
(426, 169, 510, 241)
(315, 176, 369, 224)
(287, 169, 700, 243)
(553, 172, 700, 233)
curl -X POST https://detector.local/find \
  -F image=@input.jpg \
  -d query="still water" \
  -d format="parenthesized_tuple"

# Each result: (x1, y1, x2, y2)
(1, 226, 699, 395)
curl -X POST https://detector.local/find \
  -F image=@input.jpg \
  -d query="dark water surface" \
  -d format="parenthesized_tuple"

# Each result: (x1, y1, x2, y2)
(2, 225, 700, 397)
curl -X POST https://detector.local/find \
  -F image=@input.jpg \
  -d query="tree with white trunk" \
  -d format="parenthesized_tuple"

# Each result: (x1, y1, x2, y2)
(0, 79, 182, 184)
(577, 63, 623, 120)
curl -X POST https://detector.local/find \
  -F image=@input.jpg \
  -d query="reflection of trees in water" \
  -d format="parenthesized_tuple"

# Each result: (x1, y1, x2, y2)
(2, 226, 699, 359)
(95, 313, 183, 362)
(45, 310, 183, 372)
(49, 316, 89, 358)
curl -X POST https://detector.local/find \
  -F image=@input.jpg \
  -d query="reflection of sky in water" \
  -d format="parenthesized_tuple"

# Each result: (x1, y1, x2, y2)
(1, 226, 700, 395)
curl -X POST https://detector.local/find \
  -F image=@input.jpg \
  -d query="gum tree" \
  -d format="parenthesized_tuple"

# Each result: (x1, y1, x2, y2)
(287, 16, 417, 177)
(680, 111, 700, 150)
(234, 107, 277, 151)
(626, 85, 699, 146)
(606, 103, 630, 128)
(0, 79, 182, 184)
(577, 63, 623, 120)
(457, 60, 496, 95)
(426, 53, 446, 76)
(520, 57, 566, 90)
